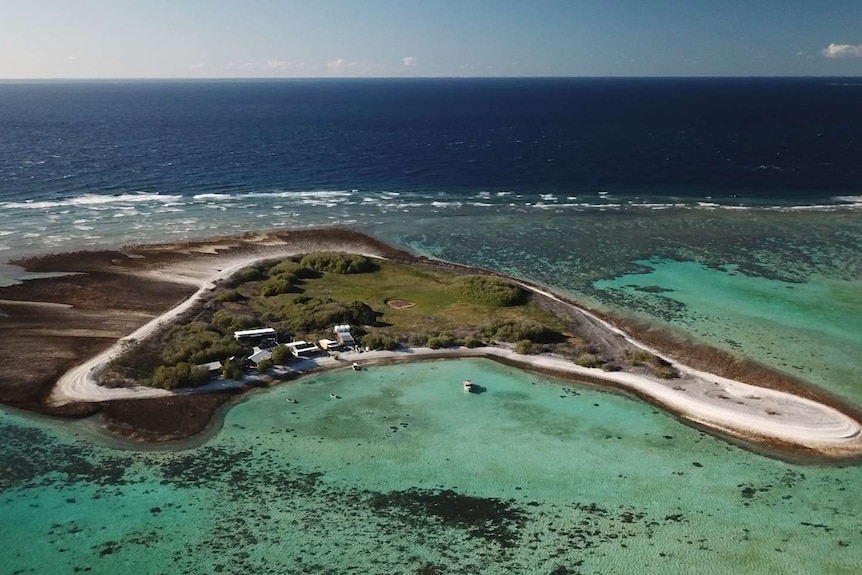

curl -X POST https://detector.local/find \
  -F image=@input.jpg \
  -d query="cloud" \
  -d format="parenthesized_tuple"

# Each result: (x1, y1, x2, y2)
(226, 61, 257, 71)
(822, 43, 862, 58)
(326, 58, 381, 75)
(402, 56, 418, 67)
(267, 60, 306, 71)
(189, 62, 206, 70)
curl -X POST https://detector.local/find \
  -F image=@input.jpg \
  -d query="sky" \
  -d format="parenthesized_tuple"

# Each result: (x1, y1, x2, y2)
(2, 0, 862, 79)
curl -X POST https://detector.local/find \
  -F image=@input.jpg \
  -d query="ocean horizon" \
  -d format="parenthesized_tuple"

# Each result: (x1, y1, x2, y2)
(1, 77, 861, 574)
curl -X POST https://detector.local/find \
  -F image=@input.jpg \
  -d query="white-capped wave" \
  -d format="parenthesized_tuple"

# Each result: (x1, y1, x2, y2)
(243, 190, 353, 200)
(833, 195, 862, 206)
(0, 192, 183, 210)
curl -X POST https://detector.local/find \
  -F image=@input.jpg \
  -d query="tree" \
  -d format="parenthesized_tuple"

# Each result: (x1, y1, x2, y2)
(271, 345, 293, 365)
(222, 360, 243, 381)
(257, 358, 274, 373)
(150, 362, 208, 390)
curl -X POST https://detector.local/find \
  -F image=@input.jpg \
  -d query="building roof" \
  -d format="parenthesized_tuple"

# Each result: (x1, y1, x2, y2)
(248, 349, 272, 364)
(196, 360, 223, 372)
(285, 341, 321, 356)
(318, 338, 341, 349)
(234, 327, 277, 339)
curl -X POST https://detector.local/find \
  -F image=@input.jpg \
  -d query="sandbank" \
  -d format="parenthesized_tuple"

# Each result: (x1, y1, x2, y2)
(42, 235, 862, 460)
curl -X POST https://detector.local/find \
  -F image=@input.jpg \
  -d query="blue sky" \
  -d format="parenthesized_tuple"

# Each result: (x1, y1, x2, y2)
(2, 0, 862, 78)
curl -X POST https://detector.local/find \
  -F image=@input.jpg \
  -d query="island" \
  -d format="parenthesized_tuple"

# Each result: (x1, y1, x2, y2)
(1, 228, 861, 462)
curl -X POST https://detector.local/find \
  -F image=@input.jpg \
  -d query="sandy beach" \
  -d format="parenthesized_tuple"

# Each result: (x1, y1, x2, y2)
(34, 232, 862, 460)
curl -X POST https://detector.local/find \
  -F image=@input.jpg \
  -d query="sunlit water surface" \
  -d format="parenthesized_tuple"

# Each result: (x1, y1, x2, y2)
(2, 359, 861, 574)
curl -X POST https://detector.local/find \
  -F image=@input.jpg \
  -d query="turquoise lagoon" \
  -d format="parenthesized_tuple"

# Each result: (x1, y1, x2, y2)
(2, 358, 861, 574)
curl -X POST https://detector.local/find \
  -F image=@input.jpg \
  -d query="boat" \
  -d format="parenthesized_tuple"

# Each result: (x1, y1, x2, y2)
(463, 380, 474, 392)
(352, 362, 361, 371)
(286, 398, 298, 404)
(329, 393, 339, 399)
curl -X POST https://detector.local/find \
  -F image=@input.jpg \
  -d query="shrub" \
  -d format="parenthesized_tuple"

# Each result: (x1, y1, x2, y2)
(222, 361, 243, 380)
(211, 310, 259, 333)
(150, 362, 209, 390)
(299, 252, 378, 274)
(448, 276, 527, 307)
(361, 332, 398, 351)
(427, 334, 459, 349)
(215, 289, 245, 303)
(271, 345, 293, 365)
(268, 260, 303, 277)
(260, 275, 301, 297)
(515, 339, 535, 355)
(282, 298, 379, 333)
(478, 319, 563, 344)
(229, 266, 266, 284)
(463, 337, 483, 348)
(626, 350, 657, 366)
(257, 358, 274, 373)
(405, 333, 429, 347)
(574, 354, 605, 369)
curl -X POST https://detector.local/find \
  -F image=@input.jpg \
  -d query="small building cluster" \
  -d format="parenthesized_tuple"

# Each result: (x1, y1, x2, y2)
(199, 324, 358, 377)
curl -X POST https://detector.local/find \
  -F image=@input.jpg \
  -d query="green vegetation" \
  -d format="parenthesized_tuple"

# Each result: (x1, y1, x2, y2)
(624, 349, 680, 379)
(477, 319, 564, 344)
(159, 322, 245, 366)
(151, 362, 209, 390)
(106, 252, 587, 389)
(256, 358, 274, 373)
(221, 360, 243, 380)
(448, 275, 527, 307)
(299, 252, 378, 274)
(574, 354, 606, 369)
(271, 345, 293, 365)
(361, 332, 398, 351)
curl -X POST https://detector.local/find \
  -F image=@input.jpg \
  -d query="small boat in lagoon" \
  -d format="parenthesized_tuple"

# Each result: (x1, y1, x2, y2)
(463, 380, 474, 392)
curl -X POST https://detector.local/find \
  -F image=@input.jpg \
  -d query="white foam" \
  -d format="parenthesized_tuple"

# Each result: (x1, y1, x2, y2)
(833, 195, 862, 205)
(244, 190, 353, 200)
(0, 192, 183, 210)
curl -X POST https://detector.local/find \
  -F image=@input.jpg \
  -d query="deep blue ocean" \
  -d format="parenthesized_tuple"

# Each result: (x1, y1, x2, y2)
(2, 78, 862, 574)
(2, 77, 862, 206)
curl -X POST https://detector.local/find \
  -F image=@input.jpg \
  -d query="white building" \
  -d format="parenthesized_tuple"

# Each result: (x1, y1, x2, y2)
(234, 328, 277, 344)
(285, 340, 321, 358)
(333, 325, 355, 346)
